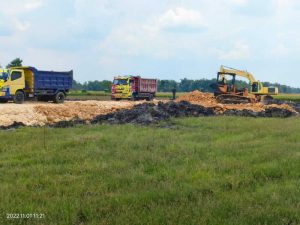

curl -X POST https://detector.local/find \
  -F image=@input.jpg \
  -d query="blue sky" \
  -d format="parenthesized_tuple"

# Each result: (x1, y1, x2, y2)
(0, 0, 299, 87)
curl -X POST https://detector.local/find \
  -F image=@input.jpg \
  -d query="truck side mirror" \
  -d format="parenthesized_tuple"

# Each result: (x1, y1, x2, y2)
(0, 73, 8, 82)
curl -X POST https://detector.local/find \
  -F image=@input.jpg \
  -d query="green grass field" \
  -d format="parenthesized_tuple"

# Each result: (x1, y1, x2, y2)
(67, 91, 186, 100)
(273, 94, 300, 102)
(1, 117, 300, 225)
(68, 90, 300, 102)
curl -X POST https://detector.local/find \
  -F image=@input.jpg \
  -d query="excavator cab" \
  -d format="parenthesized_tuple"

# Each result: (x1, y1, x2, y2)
(216, 72, 237, 95)
(251, 82, 260, 93)
(213, 69, 256, 104)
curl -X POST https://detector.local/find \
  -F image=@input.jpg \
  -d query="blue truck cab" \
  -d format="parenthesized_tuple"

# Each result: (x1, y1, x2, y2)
(0, 66, 73, 104)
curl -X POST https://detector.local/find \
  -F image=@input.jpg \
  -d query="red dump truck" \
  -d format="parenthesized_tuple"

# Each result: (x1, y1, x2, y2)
(111, 76, 157, 101)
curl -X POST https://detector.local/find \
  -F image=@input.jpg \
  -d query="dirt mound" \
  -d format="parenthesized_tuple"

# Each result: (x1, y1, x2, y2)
(0, 97, 297, 129)
(0, 101, 139, 128)
(0, 104, 47, 127)
(91, 101, 214, 125)
(176, 90, 296, 114)
(91, 101, 295, 126)
(34, 101, 136, 123)
(177, 90, 217, 105)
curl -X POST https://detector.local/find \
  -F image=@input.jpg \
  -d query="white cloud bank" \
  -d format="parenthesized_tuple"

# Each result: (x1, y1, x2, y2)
(0, 0, 300, 85)
(218, 41, 251, 60)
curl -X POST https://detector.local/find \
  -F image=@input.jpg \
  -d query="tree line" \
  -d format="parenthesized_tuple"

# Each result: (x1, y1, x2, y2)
(73, 78, 300, 93)
(2, 58, 300, 93)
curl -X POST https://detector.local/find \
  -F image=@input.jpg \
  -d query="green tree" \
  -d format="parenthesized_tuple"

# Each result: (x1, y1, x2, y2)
(100, 80, 112, 91)
(84, 80, 112, 91)
(72, 80, 84, 90)
(71, 78, 300, 94)
(6, 58, 23, 68)
(179, 78, 194, 92)
(158, 80, 178, 92)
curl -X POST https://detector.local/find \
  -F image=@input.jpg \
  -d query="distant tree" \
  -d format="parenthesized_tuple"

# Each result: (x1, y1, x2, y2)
(158, 80, 178, 92)
(179, 78, 194, 92)
(6, 58, 23, 68)
(72, 80, 84, 90)
(85, 81, 99, 91)
(84, 80, 112, 91)
(100, 80, 112, 91)
(71, 78, 300, 94)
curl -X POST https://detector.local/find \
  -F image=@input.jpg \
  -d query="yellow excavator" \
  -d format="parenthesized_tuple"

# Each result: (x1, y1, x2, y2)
(213, 66, 279, 104)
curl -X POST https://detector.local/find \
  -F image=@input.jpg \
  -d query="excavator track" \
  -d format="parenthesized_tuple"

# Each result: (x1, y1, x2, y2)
(216, 94, 253, 104)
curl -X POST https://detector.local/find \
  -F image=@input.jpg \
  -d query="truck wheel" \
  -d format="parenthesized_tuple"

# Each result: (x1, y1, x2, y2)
(54, 92, 65, 104)
(0, 99, 8, 103)
(132, 94, 137, 101)
(14, 91, 25, 104)
(146, 94, 153, 101)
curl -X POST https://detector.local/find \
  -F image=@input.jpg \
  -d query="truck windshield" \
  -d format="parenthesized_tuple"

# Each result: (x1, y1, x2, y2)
(113, 79, 128, 85)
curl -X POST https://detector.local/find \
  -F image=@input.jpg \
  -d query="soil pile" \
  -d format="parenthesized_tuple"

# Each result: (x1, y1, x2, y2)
(91, 101, 214, 125)
(91, 101, 295, 126)
(34, 101, 137, 123)
(176, 90, 296, 114)
(0, 104, 47, 127)
(177, 91, 217, 106)
(0, 101, 138, 128)
(0, 97, 297, 129)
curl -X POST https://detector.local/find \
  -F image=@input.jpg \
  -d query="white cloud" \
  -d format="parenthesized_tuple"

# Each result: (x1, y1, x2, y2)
(275, 0, 296, 9)
(0, 0, 300, 85)
(158, 7, 205, 29)
(0, 0, 44, 15)
(12, 19, 31, 32)
(98, 6, 208, 62)
(0, 0, 43, 34)
(218, 41, 251, 60)
(24, 0, 44, 11)
(228, 0, 248, 6)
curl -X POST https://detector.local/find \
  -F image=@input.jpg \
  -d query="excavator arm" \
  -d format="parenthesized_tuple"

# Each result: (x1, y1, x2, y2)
(218, 65, 278, 96)
(219, 65, 257, 84)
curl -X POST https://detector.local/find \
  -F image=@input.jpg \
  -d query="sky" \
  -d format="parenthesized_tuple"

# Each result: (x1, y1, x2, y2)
(0, 0, 299, 86)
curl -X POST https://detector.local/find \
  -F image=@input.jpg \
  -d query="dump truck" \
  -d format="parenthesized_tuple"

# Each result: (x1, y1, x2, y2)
(0, 66, 73, 104)
(111, 76, 157, 101)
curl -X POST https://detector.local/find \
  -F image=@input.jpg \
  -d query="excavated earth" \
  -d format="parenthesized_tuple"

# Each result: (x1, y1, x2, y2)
(176, 91, 297, 114)
(90, 101, 295, 126)
(0, 101, 138, 128)
(0, 91, 298, 129)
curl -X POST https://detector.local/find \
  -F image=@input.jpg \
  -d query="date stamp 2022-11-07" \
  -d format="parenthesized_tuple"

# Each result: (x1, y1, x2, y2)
(6, 213, 45, 220)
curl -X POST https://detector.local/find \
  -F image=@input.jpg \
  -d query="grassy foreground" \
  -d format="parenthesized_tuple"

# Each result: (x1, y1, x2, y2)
(1, 117, 300, 225)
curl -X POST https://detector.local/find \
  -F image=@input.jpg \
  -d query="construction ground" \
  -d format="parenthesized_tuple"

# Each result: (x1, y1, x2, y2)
(0, 91, 299, 128)
(2, 92, 300, 225)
